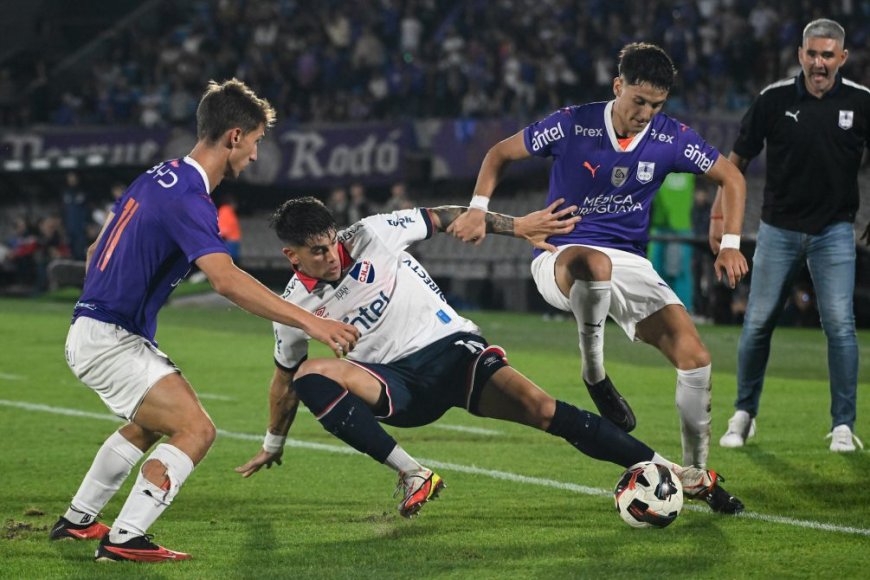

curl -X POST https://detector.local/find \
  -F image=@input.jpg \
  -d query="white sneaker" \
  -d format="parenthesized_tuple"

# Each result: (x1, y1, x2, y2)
(719, 410, 756, 448)
(826, 425, 864, 453)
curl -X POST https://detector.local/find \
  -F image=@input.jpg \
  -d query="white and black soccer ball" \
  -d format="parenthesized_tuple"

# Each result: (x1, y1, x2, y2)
(614, 461, 683, 528)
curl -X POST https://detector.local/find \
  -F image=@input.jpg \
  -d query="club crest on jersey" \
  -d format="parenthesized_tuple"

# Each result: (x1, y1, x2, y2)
(839, 110, 854, 129)
(611, 166, 629, 187)
(314, 306, 327, 317)
(350, 260, 376, 283)
(636, 161, 655, 184)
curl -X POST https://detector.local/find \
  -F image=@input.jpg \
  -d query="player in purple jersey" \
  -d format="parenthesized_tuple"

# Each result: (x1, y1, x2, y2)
(449, 44, 748, 507)
(50, 79, 360, 562)
(234, 197, 742, 518)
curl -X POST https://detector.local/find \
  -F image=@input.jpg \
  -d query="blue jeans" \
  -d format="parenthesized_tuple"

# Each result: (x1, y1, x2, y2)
(736, 221, 858, 429)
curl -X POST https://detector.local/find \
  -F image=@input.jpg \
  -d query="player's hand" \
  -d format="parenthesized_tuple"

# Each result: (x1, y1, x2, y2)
(515, 198, 580, 252)
(235, 448, 284, 478)
(861, 222, 870, 246)
(714, 248, 749, 289)
(447, 207, 487, 245)
(306, 317, 360, 358)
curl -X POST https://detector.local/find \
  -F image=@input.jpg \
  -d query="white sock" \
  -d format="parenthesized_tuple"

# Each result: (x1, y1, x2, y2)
(675, 365, 712, 467)
(569, 280, 612, 385)
(65, 431, 144, 524)
(384, 445, 423, 475)
(110, 444, 194, 541)
(650, 452, 678, 470)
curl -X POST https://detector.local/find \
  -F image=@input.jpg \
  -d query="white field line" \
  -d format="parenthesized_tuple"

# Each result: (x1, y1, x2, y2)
(0, 373, 25, 380)
(197, 393, 237, 401)
(1, 398, 868, 537)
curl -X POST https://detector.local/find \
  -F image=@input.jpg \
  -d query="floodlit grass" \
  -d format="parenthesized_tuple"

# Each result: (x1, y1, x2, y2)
(1, 297, 868, 578)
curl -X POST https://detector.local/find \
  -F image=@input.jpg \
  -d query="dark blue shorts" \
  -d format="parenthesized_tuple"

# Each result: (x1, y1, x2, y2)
(349, 332, 509, 428)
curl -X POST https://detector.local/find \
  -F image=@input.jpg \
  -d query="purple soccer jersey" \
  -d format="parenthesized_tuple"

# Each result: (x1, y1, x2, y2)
(73, 157, 228, 343)
(523, 101, 720, 257)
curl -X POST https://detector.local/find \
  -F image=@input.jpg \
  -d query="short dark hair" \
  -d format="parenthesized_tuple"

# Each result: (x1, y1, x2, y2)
(617, 43, 677, 92)
(196, 78, 277, 143)
(270, 196, 336, 246)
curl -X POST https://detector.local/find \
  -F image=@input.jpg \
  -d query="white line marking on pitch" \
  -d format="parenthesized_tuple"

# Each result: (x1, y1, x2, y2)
(198, 393, 237, 401)
(2, 398, 867, 537)
(0, 373, 25, 380)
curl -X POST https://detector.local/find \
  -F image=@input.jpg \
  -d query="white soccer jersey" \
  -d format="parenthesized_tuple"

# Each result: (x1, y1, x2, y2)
(273, 209, 479, 369)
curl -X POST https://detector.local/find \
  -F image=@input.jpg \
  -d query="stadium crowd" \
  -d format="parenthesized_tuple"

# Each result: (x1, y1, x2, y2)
(9, 0, 870, 128)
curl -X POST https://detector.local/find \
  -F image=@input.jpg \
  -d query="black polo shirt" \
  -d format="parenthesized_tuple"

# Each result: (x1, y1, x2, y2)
(732, 73, 870, 234)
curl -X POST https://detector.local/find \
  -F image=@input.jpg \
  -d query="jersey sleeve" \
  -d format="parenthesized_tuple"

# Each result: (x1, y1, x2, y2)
(351, 208, 434, 252)
(162, 191, 229, 263)
(672, 123, 720, 174)
(273, 321, 309, 372)
(731, 94, 767, 160)
(522, 108, 572, 158)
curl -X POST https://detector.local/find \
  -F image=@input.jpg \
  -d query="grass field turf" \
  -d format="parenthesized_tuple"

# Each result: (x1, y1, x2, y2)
(1, 296, 868, 578)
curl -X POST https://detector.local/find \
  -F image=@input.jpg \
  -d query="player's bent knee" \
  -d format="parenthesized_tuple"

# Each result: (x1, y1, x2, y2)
(295, 358, 341, 381)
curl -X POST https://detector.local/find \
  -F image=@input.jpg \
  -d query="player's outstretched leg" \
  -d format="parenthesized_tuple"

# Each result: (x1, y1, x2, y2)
(675, 466, 745, 514)
(294, 373, 445, 517)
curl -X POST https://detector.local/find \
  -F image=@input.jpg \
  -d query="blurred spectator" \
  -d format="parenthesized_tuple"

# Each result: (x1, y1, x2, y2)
(348, 183, 372, 223)
(61, 172, 90, 261)
(217, 194, 242, 264)
(327, 186, 350, 227)
(383, 181, 412, 212)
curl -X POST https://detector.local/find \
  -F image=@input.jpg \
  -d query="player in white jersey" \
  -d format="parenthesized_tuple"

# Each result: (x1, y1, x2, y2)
(236, 197, 743, 517)
(448, 44, 748, 508)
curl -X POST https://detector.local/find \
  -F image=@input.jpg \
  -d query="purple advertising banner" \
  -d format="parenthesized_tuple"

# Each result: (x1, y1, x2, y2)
(0, 122, 415, 187)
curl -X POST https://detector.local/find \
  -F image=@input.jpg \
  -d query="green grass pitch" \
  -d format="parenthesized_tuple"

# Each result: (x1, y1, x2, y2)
(1, 296, 868, 578)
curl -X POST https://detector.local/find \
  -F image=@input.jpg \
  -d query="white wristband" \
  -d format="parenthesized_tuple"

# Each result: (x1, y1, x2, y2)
(468, 195, 490, 211)
(720, 234, 741, 250)
(263, 430, 286, 453)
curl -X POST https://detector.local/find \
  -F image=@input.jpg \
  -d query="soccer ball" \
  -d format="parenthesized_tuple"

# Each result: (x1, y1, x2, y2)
(614, 461, 683, 528)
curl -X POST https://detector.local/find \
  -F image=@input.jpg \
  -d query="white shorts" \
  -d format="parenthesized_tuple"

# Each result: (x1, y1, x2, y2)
(530, 244, 684, 341)
(65, 317, 179, 421)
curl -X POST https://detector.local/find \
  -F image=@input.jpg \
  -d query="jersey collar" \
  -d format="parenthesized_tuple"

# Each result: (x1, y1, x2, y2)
(292, 242, 354, 293)
(603, 100, 652, 152)
(183, 156, 211, 193)
(796, 71, 843, 99)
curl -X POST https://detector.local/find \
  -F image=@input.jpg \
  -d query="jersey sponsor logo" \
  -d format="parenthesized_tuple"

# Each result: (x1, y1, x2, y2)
(574, 125, 603, 137)
(402, 258, 446, 300)
(577, 193, 643, 216)
(386, 215, 415, 228)
(146, 161, 179, 188)
(839, 110, 854, 129)
(649, 128, 675, 143)
(337, 223, 362, 243)
(530, 122, 565, 151)
(350, 260, 375, 283)
(683, 144, 715, 172)
(611, 166, 629, 187)
(342, 290, 391, 330)
(436, 309, 451, 323)
(583, 161, 600, 177)
(784, 110, 800, 122)
(636, 161, 655, 184)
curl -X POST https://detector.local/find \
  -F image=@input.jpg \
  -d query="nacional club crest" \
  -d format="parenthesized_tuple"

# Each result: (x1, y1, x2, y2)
(636, 161, 655, 184)
(611, 166, 629, 187)
(350, 260, 376, 283)
(839, 110, 854, 129)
